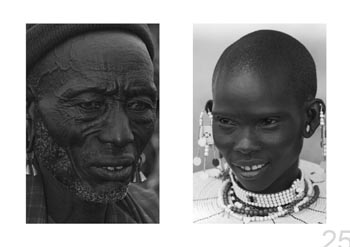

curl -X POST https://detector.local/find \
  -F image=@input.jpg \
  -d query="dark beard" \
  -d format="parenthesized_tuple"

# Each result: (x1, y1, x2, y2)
(33, 119, 129, 203)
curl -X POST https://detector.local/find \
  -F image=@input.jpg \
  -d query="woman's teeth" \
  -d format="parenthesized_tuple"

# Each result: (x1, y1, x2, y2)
(240, 163, 266, 171)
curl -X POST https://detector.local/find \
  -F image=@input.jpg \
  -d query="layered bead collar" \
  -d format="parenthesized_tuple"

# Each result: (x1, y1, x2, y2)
(218, 170, 320, 223)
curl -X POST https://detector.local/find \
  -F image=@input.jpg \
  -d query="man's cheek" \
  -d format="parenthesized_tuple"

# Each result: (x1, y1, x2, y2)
(40, 109, 85, 147)
(130, 121, 155, 153)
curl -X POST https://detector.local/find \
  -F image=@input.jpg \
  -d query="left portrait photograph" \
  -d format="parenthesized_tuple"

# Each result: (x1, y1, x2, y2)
(26, 24, 159, 223)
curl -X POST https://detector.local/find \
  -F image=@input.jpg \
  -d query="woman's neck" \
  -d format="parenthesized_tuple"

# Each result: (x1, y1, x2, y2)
(259, 161, 300, 194)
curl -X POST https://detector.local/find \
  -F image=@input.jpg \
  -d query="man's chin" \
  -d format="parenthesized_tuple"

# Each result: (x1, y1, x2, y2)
(70, 180, 130, 204)
(71, 163, 137, 203)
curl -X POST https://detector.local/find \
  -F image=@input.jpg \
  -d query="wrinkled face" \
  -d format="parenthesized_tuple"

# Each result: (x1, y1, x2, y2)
(32, 31, 157, 201)
(212, 66, 304, 193)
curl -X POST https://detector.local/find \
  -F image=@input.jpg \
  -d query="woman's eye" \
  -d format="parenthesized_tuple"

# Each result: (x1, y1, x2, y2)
(215, 116, 237, 126)
(220, 118, 234, 125)
(78, 101, 105, 111)
(126, 100, 152, 112)
(260, 118, 279, 127)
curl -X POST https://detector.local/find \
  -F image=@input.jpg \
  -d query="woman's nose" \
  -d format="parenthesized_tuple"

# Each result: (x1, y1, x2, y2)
(233, 127, 260, 155)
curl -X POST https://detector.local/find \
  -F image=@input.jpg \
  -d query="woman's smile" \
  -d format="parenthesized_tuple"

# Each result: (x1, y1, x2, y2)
(232, 161, 270, 180)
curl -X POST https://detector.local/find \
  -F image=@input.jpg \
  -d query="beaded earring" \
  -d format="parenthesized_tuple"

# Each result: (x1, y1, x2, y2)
(305, 124, 310, 133)
(320, 104, 326, 161)
(26, 151, 38, 176)
(26, 115, 37, 176)
(193, 102, 222, 179)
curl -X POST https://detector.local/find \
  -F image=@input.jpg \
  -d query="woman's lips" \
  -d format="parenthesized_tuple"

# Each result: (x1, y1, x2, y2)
(231, 160, 270, 180)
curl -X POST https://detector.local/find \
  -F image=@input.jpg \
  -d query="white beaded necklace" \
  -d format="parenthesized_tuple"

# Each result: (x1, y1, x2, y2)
(218, 170, 318, 223)
(229, 171, 305, 208)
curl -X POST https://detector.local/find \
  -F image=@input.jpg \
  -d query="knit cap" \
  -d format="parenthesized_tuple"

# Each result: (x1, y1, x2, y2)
(26, 24, 155, 74)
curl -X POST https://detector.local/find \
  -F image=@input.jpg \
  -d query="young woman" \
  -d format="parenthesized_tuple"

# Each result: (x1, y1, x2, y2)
(193, 29, 326, 224)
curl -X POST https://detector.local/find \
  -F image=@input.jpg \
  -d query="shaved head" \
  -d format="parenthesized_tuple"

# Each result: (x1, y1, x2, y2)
(213, 30, 317, 105)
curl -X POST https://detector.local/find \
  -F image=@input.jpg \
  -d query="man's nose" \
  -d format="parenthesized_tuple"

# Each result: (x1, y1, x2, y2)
(233, 127, 260, 155)
(98, 105, 134, 147)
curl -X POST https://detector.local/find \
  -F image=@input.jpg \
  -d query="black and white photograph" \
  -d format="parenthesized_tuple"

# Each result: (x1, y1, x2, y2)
(2, 0, 350, 246)
(193, 24, 326, 224)
(26, 24, 159, 223)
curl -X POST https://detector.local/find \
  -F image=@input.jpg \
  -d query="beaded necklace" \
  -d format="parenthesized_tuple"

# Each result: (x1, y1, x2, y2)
(218, 170, 320, 223)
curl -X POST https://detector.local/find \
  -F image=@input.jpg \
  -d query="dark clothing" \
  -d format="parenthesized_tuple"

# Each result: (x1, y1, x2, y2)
(26, 174, 159, 223)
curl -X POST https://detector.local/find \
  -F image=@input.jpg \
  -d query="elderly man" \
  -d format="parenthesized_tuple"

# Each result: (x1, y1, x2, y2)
(26, 24, 159, 223)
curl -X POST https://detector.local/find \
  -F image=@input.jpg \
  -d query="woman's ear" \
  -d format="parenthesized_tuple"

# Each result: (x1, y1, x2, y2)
(303, 98, 326, 138)
(27, 86, 36, 153)
(205, 100, 213, 113)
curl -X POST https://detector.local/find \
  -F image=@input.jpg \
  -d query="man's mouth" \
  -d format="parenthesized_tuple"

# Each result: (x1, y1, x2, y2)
(101, 166, 125, 172)
(89, 158, 135, 182)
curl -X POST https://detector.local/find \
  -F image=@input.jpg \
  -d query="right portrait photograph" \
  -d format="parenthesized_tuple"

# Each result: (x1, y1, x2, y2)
(193, 24, 326, 224)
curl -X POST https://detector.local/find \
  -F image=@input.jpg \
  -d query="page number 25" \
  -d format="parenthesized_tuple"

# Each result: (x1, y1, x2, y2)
(323, 230, 350, 247)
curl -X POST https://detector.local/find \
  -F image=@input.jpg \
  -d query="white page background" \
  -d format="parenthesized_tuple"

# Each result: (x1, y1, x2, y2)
(0, 0, 349, 246)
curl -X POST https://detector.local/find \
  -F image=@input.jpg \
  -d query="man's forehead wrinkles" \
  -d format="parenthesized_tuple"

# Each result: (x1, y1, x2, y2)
(123, 76, 156, 90)
(86, 73, 119, 92)
(56, 77, 154, 98)
(114, 71, 152, 87)
(59, 85, 106, 98)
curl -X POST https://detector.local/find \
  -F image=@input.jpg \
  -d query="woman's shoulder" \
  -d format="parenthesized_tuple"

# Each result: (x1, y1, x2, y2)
(299, 159, 325, 176)
(193, 169, 229, 223)
(299, 159, 326, 196)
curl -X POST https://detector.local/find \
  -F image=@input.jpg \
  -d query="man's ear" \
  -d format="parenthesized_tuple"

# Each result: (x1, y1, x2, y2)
(27, 86, 36, 153)
(303, 98, 326, 138)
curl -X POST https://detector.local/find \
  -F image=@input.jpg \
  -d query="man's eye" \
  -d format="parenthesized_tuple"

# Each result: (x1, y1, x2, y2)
(78, 101, 105, 111)
(126, 100, 152, 112)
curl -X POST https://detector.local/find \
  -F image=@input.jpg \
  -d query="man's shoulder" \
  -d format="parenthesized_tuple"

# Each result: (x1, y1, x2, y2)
(129, 183, 158, 202)
(128, 183, 159, 223)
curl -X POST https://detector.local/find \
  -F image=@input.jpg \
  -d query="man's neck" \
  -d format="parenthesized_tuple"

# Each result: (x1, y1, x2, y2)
(40, 166, 109, 223)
